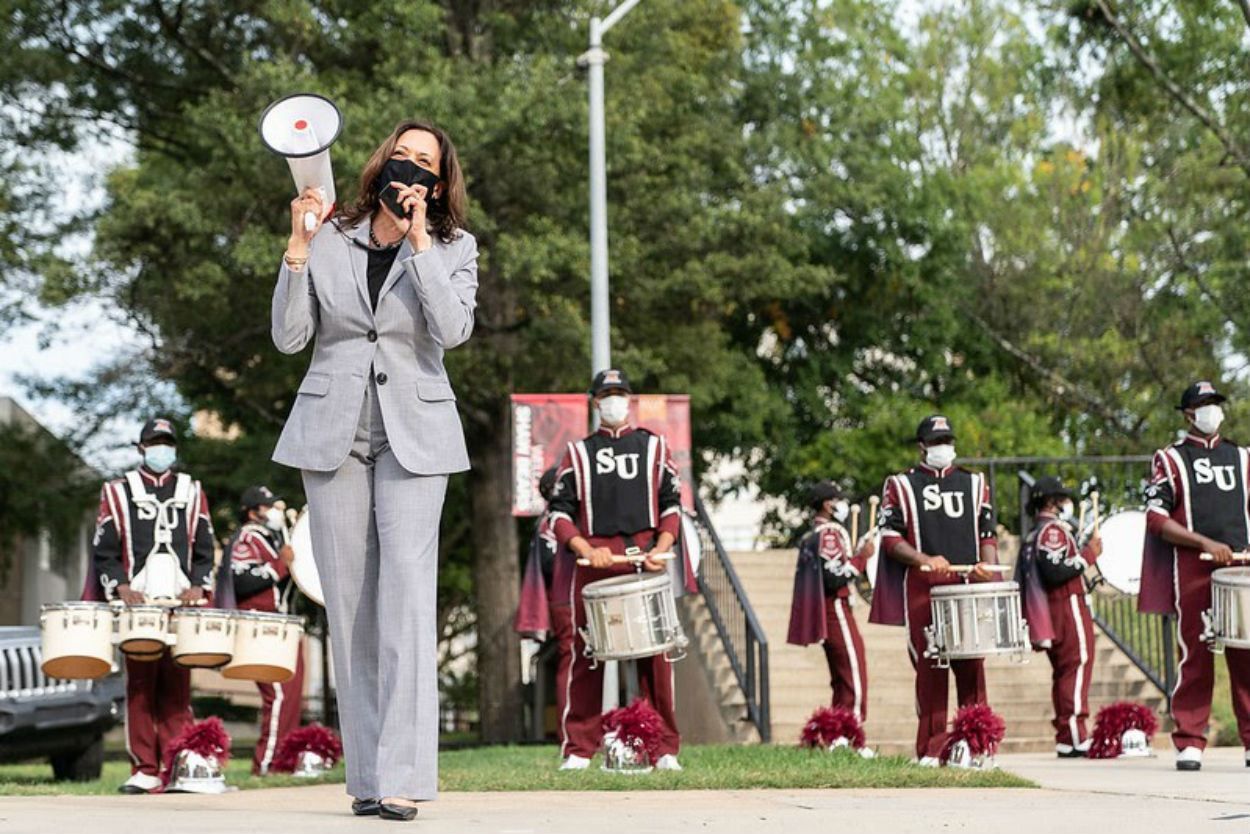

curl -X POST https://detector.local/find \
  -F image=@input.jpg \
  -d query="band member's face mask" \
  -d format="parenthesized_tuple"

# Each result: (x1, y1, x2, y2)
(1057, 501, 1076, 527)
(598, 395, 631, 427)
(264, 507, 285, 532)
(375, 158, 440, 220)
(924, 443, 956, 469)
(831, 500, 850, 523)
(1192, 404, 1224, 436)
(143, 445, 176, 473)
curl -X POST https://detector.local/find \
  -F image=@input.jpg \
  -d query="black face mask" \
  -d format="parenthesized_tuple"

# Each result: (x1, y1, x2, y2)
(375, 158, 440, 220)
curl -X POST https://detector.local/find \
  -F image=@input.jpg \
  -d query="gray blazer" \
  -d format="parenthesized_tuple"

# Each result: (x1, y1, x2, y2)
(270, 218, 478, 474)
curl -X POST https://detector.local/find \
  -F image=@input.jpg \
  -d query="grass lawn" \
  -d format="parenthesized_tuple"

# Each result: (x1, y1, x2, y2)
(0, 745, 1033, 797)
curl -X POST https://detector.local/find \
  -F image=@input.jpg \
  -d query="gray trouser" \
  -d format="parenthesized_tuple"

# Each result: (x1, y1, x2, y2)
(302, 380, 447, 801)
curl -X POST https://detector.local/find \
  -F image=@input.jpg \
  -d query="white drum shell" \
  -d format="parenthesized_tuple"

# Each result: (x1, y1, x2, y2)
(1085, 510, 1145, 596)
(581, 573, 687, 661)
(290, 511, 325, 606)
(929, 581, 1028, 661)
(40, 603, 115, 680)
(117, 605, 172, 655)
(222, 612, 304, 683)
(171, 608, 237, 668)
(1211, 567, 1250, 651)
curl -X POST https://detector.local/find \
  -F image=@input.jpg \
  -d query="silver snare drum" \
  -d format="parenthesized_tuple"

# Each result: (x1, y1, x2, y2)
(1207, 567, 1250, 652)
(580, 572, 688, 663)
(924, 580, 1029, 667)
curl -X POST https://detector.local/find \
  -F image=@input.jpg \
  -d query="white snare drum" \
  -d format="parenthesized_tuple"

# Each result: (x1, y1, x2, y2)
(118, 604, 172, 655)
(39, 602, 116, 679)
(1207, 567, 1250, 652)
(171, 608, 236, 668)
(222, 612, 304, 683)
(580, 573, 688, 662)
(924, 581, 1029, 667)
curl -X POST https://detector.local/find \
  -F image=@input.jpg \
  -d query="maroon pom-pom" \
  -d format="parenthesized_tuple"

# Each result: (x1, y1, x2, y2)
(602, 698, 665, 761)
(161, 717, 231, 787)
(940, 704, 1006, 762)
(270, 724, 344, 773)
(1087, 701, 1158, 759)
(799, 706, 865, 749)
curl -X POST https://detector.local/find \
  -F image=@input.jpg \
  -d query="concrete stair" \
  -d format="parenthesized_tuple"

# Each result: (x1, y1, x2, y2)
(731, 549, 1167, 755)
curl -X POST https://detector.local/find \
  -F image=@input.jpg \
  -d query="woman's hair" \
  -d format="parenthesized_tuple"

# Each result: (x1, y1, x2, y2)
(338, 119, 467, 243)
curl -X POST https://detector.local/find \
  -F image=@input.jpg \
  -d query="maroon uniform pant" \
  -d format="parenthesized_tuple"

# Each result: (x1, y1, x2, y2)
(905, 569, 987, 759)
(124, 650, 193, 777)
(1172, 553, 1250, 750)
(561, 559, 680, 760)
(1045, 589, 1095, 747)
(822, 594, 868, 720)
(253, 649, 306, 774)
(550, 602, 575, 745)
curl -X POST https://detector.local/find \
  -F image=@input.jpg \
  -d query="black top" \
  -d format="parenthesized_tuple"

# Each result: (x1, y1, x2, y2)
(367, 246, 401, 311)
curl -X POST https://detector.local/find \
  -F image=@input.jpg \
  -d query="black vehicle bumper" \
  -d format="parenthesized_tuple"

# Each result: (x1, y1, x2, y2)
(0, 677, 124, 762)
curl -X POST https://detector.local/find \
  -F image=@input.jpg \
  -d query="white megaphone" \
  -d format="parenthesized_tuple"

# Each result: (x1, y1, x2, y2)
(259, 93, 342, 232)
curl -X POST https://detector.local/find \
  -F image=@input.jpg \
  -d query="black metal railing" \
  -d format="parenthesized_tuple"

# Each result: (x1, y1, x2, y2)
(692, 494, 770, 742)
(1008, 460, 1176, 708)
(1089, 595, 1176, 705)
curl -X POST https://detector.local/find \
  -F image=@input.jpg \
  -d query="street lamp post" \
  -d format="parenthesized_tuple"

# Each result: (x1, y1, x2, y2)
(579, 0, 643, 376)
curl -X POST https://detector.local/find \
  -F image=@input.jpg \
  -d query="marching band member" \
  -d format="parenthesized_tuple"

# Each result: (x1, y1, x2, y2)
(1017, 476, 1102, 757)
(1140, 381, 1250, 771)
(547, 369, 696, 771)
(869, 415, 997, 765)
(786, 481, 870, 721)
(513, 468, 576, 745)
(228, 485, 306, 775)
(84, 418, 215, 793)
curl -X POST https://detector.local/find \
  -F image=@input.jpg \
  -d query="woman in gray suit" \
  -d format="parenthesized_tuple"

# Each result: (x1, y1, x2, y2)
(272, 120, 477, 821)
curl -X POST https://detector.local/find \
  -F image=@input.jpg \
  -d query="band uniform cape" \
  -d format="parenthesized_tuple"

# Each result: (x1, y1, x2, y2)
(787, 521, 858, 646)
(1014, 522, 1063, 646)
(514, 512, 558, 640)
(1138, 436, 1250, 614)
(82, 469, 214, 602)
(868, 466, 995, 626)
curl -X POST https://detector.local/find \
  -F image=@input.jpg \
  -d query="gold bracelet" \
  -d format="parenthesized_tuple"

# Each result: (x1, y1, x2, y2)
(284, 253, 308, 270)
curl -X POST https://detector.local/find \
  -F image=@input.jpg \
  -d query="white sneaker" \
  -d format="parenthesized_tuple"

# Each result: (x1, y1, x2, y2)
(1175, 747, 1203, 772)
(655, 754, 683, 771)
(119, 772, 163, 794)
(917, 756, 940, 768)
(559, 754, 591, 771)
(858, 747, 877, 759)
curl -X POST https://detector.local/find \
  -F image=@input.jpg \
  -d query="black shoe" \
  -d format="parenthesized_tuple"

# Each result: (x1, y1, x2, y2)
(379, 802, 419, 821)
(1176, 760, 1201, 772)
(1056, 747, 1086, 759)
(117, 785, 151, 795)
(352, 798, 381, 816)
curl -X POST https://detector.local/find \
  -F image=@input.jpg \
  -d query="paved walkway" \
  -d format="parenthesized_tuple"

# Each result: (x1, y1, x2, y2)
(0, 749, 1244, 833)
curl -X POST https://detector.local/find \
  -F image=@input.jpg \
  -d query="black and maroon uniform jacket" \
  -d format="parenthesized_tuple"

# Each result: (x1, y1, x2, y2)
(548, 424, 683, 554)
(87, 467, 215, 601)
(228, 523, 293, 614)
(1141, 432, 1250, 613)
(1032, 515, 1096, 596)
(870, 464, 997, 626)
(787, 516, 868, 646)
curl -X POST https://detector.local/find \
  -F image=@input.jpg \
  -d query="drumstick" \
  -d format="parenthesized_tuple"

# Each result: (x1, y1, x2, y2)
(1199, 552, 1250, 562)
(576, 552, 677, 566)
(919, 563, 1011, 574)
(868, 495, 879, 530)
(850, 503, 861, 548)
(1090, 491, 1101, 537)
(1076, 498, 1087, 535)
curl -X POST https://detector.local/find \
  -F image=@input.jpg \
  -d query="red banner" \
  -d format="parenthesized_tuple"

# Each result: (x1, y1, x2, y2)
(511, 394, 693, 516)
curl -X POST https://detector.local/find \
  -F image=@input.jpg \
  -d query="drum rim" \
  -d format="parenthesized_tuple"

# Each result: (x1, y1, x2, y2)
(233, 611, 305, 624)
(41, 601, 113, 611)
(1213, 566, 1250, 584)
(930, 580, 1019, 596)
(172, 607, 233, 619)
(582, 573, 672, 597)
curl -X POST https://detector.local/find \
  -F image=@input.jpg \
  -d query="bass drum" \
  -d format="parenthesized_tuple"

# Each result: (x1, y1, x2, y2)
(1082, 509, 1145, 596)
(854, 532, 880, 604)
(289, 509, 325, 607)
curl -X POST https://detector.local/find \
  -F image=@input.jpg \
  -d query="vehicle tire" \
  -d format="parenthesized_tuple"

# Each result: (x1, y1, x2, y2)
(50, 735, 104, 781)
